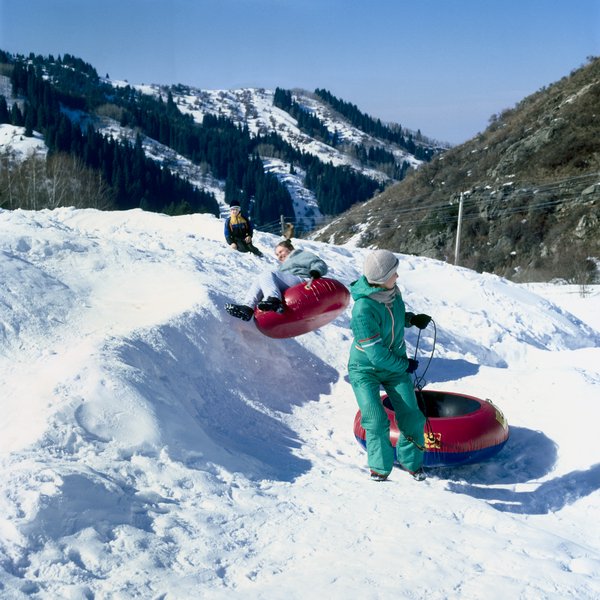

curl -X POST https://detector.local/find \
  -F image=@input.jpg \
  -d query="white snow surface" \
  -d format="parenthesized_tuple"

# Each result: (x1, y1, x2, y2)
(0, 207, 599, 599)
(0, 124, 47, 161)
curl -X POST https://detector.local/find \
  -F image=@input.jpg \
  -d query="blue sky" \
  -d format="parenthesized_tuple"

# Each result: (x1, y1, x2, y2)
(1, 0, 599, 144)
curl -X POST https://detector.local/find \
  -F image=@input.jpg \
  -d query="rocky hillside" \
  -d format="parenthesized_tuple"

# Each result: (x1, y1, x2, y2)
(314, 57, 600, 283)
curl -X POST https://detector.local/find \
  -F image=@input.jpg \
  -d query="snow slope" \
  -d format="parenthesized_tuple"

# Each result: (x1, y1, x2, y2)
(150, 85, 422, 174)
(127, 84, 426, 228)
(0, 207, 599, 599)
(0, 124, 47, 161)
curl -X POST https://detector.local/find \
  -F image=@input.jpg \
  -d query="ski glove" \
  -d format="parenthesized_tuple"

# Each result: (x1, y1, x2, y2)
(410, 313, 431, 329)
(406, 358, 419, 374)
(309, 270, 321, 279)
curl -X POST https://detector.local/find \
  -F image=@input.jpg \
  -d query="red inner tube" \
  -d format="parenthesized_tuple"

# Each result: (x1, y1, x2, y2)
(354, 390, 509, 467)
(255, 277, 349, 338)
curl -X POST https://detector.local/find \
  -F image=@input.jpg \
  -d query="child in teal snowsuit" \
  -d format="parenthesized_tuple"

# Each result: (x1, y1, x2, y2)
(348, 249, 431, 481)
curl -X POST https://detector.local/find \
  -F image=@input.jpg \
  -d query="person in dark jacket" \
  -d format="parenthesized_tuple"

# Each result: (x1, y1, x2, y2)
(348, 249, 432, 482)
(224, 201, 263, 256)
(225, 240, 328, 320)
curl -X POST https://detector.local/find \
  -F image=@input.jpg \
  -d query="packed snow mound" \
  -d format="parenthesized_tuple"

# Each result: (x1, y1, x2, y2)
(0, 207, 599, 599)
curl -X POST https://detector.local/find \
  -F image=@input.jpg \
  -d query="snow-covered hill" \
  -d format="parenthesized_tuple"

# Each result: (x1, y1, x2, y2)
(0, 207, 599, 599)
(2, 61, 442, 230)
(111, 81, 432, 226)
(162, 86, 422, 172)
(0, 124, 46, 162)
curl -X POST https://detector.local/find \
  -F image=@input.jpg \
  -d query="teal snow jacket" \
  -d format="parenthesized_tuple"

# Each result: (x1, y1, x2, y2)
(348, 275, 415, 375)
(279, 249, 328, 278)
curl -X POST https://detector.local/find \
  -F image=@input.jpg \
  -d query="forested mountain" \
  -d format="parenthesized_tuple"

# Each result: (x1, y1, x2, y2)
(0, 50, 441, 231)
(1, 52, 219, 216)
(314, 57, 600, 283)
(313, 88, 434, 161)
(2, 50, 596, 282)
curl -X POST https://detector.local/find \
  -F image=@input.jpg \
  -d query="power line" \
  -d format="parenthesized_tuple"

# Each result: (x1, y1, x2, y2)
(309, 173, 598, 228)
(253, 171, 599, 235)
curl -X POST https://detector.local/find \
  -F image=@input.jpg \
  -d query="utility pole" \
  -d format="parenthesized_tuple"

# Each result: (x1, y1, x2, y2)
(454, 192, 464, 266)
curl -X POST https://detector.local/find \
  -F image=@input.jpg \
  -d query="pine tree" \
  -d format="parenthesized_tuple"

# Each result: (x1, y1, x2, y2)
(11, 102, 24, 126)
(0, 96, 9, 124)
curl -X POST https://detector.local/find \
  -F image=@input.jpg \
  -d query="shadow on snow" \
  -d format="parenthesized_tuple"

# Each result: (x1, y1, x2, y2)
(107, 303, 339, 482)
(437, 426, 600, 514)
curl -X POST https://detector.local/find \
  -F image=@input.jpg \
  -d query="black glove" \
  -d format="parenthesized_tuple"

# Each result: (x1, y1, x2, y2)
(410, 313, 431, 330)
(406, 358, 419, 374)
(309, 270, 321, 279)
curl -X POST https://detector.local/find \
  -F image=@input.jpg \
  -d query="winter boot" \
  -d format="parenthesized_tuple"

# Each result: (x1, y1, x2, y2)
(398, 464, 427, 481)
(225, 303, 254, 321)
(257, 296, 284, 313)
(370, 470, 389, 482)
(410, 467, 427, 482)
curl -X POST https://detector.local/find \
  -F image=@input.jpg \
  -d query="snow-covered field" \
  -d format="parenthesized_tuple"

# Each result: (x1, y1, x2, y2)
(0, 207, 598, 599)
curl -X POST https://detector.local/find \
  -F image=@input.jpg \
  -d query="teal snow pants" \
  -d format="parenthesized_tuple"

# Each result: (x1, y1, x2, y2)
(349, 368, 425, 475)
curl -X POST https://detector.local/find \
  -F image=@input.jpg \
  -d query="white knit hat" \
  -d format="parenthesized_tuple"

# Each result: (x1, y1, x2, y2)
(363, 249, 399, 284)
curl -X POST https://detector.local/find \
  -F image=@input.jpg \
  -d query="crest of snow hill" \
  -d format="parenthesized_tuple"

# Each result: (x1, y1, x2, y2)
(0, 50, 598, 281)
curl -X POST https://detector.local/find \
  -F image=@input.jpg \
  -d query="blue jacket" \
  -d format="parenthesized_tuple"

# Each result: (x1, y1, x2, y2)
(224, 212, 253, 244)
(279, 249, 328, 278)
